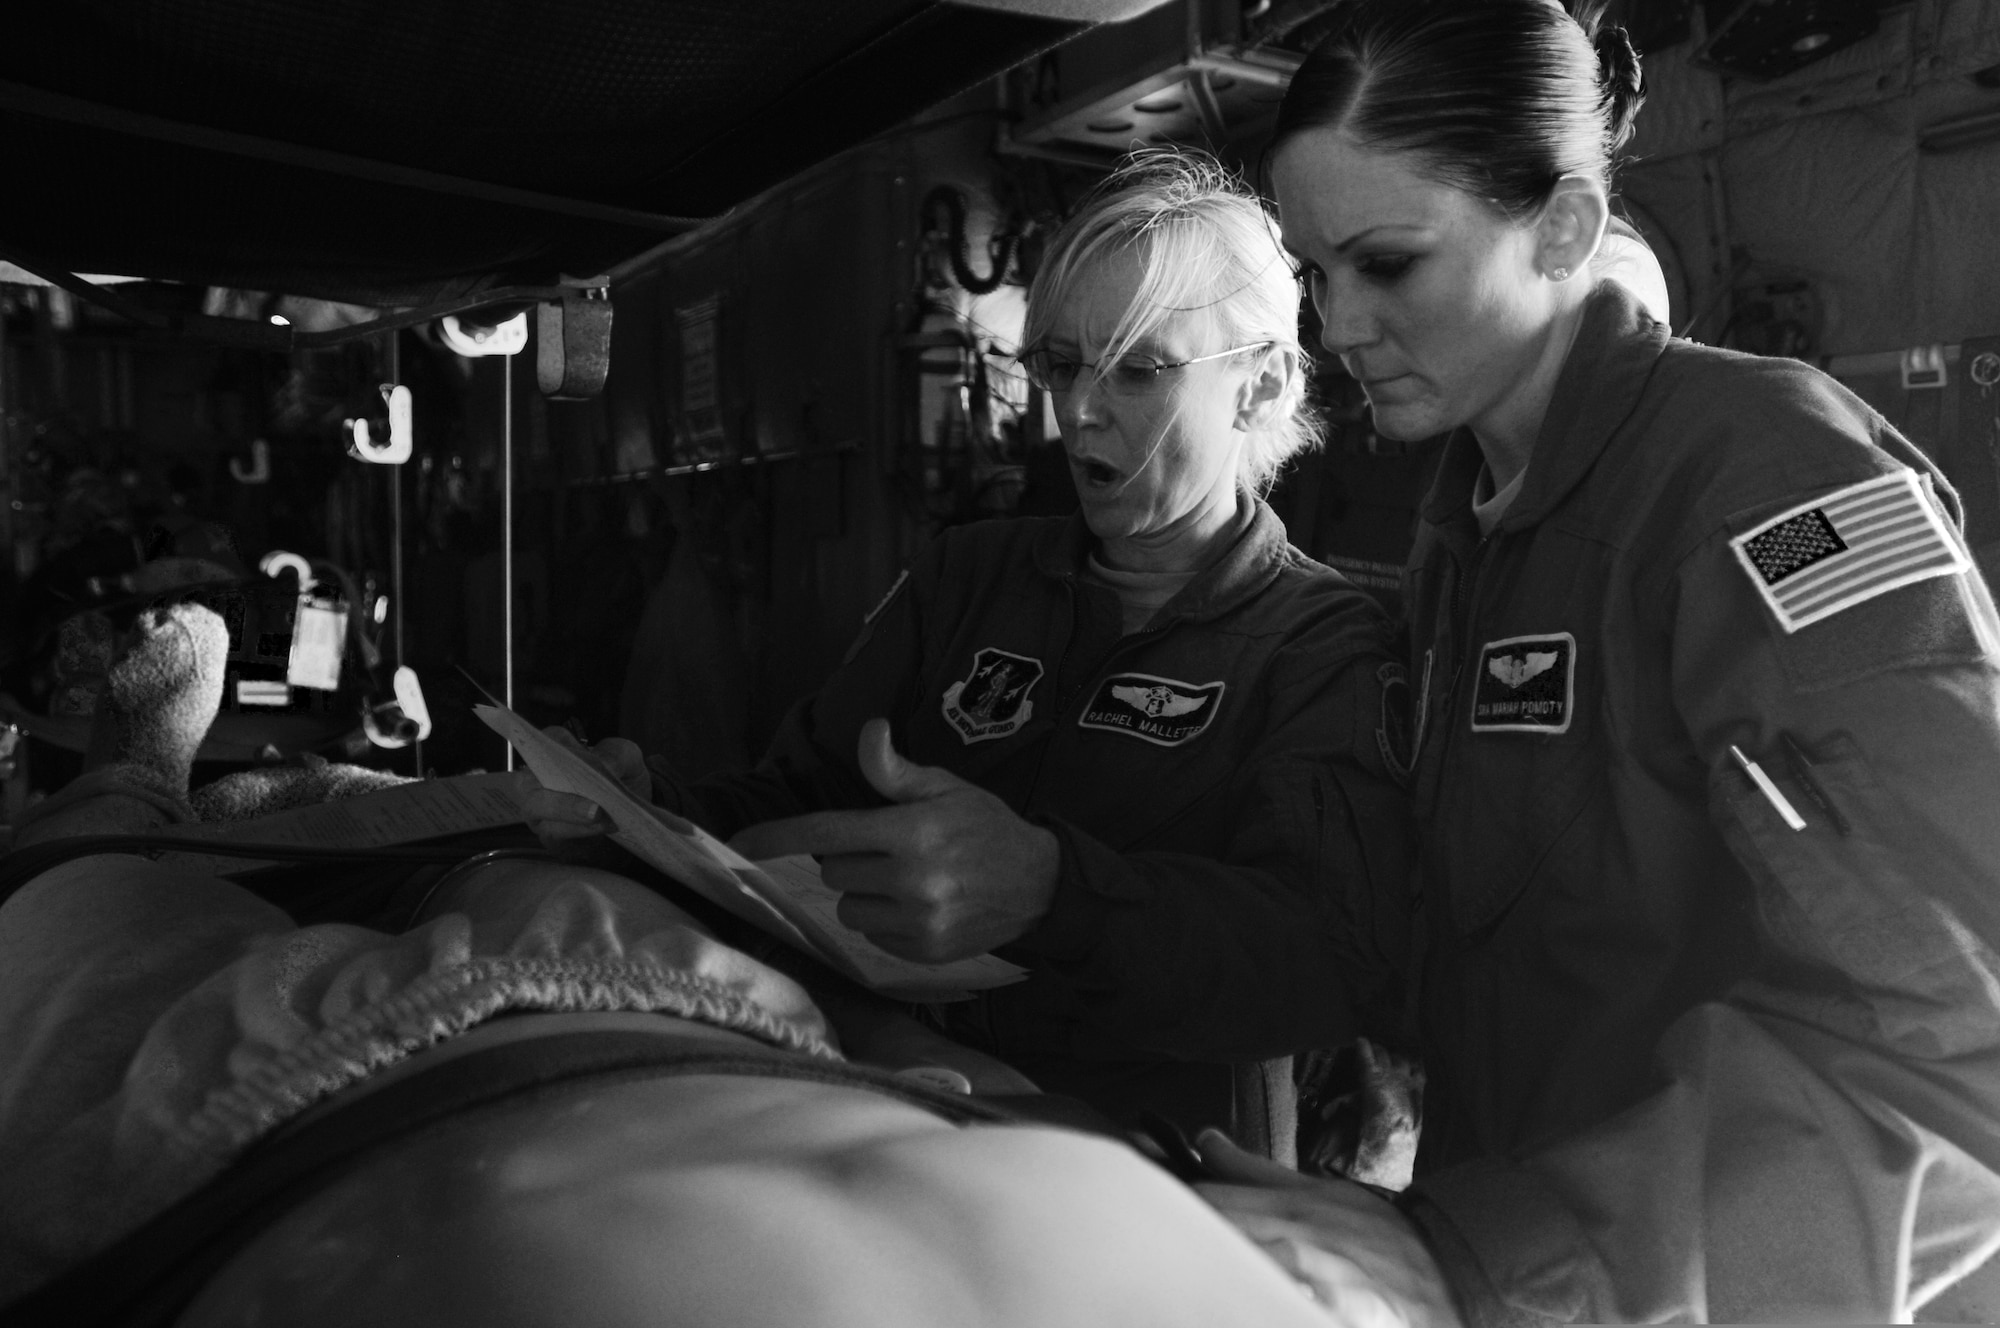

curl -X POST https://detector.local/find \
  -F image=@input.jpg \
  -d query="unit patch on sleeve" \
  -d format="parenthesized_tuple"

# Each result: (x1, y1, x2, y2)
(940, 647, 1044, 744)
(1077, 672, 1226, 747)
(1470, 632, 1575, 734)
(1375, 661, 1414, 784)
(1729, 468, 1970, 633)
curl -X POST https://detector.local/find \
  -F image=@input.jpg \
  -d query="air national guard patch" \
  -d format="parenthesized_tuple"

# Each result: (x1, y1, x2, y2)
(1470, 632, 1575, 734)
(941, 647, 1043, 744)
(1078, 672, 1226, 747)
(1729, 469, 1969, 633)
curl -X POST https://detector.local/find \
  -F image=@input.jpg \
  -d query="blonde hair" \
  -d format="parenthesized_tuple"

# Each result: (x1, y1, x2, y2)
(1023, 148, 1321, 495)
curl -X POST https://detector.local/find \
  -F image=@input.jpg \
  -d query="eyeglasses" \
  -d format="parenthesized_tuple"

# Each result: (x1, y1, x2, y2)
(1016, 342, 1274, 395)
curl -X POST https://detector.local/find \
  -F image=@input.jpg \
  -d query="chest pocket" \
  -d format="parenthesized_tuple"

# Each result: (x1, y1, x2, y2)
(1445, 702, 1603, 936)
(1433, 533, 1610, 937)
(1053, 652, 1260, 849)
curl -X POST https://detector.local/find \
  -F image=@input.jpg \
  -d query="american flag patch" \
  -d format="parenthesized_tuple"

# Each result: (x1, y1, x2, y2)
(1729, 469, 1969, 633)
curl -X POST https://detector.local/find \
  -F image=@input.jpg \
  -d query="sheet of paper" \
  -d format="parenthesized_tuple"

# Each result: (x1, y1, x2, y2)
(482, 704, 1027, 998)
(477, 705, 810, 950)
(155, 771, 527, 876)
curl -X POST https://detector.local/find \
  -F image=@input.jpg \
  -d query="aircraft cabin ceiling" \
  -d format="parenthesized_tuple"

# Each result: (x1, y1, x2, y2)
(0, 0, 1170, 308)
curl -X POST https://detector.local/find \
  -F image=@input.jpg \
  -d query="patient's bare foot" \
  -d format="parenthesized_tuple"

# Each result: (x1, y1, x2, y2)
(92, 603, 230, 791)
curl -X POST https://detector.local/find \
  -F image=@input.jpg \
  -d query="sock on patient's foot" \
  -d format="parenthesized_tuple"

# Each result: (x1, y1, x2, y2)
(98, 603, 230, 792)
(14, 604, 229, 846)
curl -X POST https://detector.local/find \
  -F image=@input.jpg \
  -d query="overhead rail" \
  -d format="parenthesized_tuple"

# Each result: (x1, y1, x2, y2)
(0, 78, 706, 235)
(0, 238, 593, 352)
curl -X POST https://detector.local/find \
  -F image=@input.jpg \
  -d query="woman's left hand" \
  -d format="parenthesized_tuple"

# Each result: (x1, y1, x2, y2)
(728, 718, 1060, 963)
(1195, 1130, 1464, 1328)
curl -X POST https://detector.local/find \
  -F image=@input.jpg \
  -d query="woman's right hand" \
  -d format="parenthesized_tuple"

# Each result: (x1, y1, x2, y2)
(515, 729, 653, 849)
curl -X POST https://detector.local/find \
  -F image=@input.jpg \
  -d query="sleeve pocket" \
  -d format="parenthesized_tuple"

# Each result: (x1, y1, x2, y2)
(1712, 736, 2000, 1059)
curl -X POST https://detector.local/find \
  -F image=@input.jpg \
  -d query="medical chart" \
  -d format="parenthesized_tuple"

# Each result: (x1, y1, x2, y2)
(477, 705, 1026, 999)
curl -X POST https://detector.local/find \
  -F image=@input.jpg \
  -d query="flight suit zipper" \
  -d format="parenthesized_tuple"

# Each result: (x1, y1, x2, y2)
(1420, 531, 1493, 902)
(1407, 529, 1490, 1065)
(1023, 573, 1082, 811)
(1433, 532, 1492, 778)
(1311, 774, 1327, 887)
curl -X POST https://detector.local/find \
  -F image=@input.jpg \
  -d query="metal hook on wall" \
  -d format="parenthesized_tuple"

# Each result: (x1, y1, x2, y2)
(346, 384, 413, 463)
(257, 549, 316, 595)
(228, 437, 271, 484)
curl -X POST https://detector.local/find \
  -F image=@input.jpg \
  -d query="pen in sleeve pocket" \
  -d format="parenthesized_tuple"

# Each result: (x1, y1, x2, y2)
(1729, 744, 1807, 832)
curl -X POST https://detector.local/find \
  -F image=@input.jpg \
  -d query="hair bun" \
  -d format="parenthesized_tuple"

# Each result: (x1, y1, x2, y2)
(1594, 24, 1646, 153)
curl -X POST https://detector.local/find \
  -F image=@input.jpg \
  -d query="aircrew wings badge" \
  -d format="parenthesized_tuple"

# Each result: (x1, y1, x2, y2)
(1729, 469, 1969, 633)
(941, 647, 1043, 744)
(1471, 632, 1575, 734)
(1078, 672, 1226, 747)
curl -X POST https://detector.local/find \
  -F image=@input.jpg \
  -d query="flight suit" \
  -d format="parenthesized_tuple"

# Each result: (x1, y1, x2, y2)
(652, 502, 1413, 1132)
(1400, 283, 2000, 1323)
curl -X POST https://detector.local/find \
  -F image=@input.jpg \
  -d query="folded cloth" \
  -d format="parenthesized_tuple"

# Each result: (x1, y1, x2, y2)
(12, 763, 198, 843)
(0, 854, 835, 1302)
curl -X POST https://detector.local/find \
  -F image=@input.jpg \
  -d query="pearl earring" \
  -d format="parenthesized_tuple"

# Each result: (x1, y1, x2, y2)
(1552, 266, 1570, 281)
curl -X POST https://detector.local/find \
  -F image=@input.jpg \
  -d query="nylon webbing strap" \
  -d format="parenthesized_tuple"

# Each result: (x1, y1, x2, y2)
(0, 1031, 1015, 1327)
(0, 834, 498, 907)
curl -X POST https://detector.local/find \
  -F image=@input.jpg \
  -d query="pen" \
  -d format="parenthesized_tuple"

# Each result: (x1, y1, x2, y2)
(1729, 744, 1807, 832)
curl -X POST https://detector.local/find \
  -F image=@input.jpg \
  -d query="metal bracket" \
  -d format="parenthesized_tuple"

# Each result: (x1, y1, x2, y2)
(537, 282, 614, 399)
(1901, 344, 1949, 391)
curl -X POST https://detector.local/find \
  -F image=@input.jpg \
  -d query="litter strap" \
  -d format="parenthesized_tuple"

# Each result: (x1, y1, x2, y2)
(0, 1027, 1095, 1327)
(0, 833, 487, 907)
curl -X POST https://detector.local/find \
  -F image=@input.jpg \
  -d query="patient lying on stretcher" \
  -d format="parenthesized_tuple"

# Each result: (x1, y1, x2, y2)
(0, 605, 1438, 1327)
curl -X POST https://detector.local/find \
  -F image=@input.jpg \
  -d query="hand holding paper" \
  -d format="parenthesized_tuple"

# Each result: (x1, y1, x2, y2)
(479, 705, 1025, 998)
(515, 729, 682, 847)
(730, 719, 1061, 964)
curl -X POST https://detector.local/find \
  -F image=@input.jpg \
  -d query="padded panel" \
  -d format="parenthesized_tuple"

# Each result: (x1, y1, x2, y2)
(1623, 0, 2000, 355)
(2, 0, 1085, 300)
